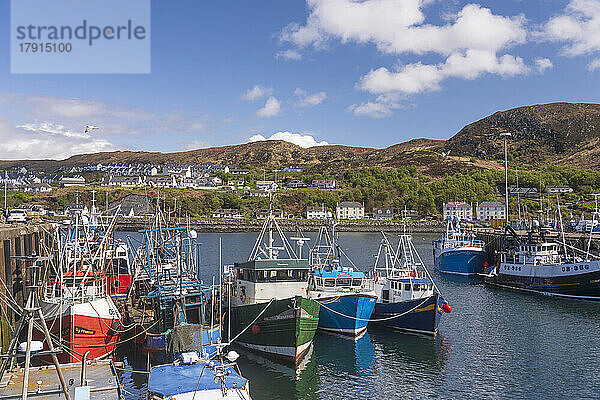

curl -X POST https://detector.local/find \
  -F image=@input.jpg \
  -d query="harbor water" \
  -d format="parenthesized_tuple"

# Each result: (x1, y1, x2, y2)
(117, 232, 600, 399)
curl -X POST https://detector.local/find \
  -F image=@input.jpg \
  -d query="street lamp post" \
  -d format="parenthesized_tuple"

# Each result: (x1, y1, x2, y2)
(500, 132, 512, 224)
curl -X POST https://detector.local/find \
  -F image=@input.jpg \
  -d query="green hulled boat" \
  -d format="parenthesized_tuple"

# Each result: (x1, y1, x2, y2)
(227, 201, 320, 367)
(230, 293, 319, 366)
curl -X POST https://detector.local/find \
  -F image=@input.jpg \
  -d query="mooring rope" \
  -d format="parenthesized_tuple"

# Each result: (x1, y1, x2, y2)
(317, 296, 432, 322)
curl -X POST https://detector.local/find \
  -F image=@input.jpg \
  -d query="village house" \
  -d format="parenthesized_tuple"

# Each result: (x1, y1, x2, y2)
(102, 176, 144, 187)
(145, 175, 177, 188)
(60, 176, 86, 187)
(400, 209, 419, 220)
(256, 208, 284, 219)
(476, 201, 506, 221)
(256, 180, 278, 192)
(285, 179, 306, 189)
(212, 209, 243, 219)
(306, 205, 329, 219)
(508, 186, 539, 198)
(443, 202, 473, 221)
(336, 201, 365, 220)
(372, 207, 394, 220)
(547, 186, 573, 193)
(312, 179, 336, 189)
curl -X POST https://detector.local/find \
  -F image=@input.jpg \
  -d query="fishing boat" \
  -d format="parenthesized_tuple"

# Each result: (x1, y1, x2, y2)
(39, 211, 123, 363)
(307, 223, 377, 337)
(228, 202, 319, 367)
(147, 349, 252, 400)
(372, 232, 452, 335)
(128, 216, 219, 355)
(484, 225, 600, 300)
(433, 218, 486, 275)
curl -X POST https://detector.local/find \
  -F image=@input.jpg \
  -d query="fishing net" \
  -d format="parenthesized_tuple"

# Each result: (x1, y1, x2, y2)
(166, 324, 204, 355)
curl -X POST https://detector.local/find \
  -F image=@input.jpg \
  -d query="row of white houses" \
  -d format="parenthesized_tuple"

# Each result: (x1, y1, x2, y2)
(443, 201, 507, 221)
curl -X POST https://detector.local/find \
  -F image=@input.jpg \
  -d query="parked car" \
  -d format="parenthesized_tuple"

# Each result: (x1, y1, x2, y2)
(7, 209, 27, 223)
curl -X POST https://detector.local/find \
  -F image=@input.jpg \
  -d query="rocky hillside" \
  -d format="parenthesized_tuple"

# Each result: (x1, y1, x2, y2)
(2, 102, 600, 176)
(445, 102, 600, 168)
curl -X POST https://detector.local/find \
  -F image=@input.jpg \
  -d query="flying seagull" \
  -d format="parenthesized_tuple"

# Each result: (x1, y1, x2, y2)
(84, 125, 99, 133)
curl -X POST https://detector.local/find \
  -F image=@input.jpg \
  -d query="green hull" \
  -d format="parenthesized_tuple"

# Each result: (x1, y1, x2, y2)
(230, 296, 319, 367)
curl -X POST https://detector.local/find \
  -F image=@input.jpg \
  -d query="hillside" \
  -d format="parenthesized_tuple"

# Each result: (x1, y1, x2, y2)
(446, 102, 600, 168)
(2, 102, 600, 176)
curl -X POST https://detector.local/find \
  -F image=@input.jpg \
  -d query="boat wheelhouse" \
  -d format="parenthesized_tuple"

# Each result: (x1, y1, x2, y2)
(372, 232, 451, 335)
(307, 224, 377, 337)
(433, 219, 486, 275)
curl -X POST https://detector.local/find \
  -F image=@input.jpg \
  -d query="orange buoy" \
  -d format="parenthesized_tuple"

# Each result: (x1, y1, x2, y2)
(442, 303, 452, 313)
(252, 324, 261, 334)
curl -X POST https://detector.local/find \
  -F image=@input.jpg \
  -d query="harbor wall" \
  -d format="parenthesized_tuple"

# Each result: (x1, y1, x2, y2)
(0, 223, 55, 352)
(115, 217, 446, 233)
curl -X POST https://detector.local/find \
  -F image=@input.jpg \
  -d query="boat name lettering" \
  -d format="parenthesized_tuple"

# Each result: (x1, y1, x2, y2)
(74, 326, 96, 335)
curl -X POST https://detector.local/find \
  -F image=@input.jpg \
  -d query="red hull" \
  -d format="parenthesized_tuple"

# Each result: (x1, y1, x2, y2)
(38, 305, 121, 363)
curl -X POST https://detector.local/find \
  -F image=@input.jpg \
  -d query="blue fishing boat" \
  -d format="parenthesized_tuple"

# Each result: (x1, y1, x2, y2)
(307, 224, 377, 337)
(147, 350, 252, 400)
(433, 219, 486, 275)
(372, 232, 452, 335)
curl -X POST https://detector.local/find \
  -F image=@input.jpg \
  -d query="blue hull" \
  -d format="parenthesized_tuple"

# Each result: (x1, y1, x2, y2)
(372, 293, 444, 335)
(434, 248, 486, 275)
(316, 294, 377, 336)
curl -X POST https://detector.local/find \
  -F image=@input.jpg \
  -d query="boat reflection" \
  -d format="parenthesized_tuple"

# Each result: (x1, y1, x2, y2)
(236, 344, 320, 400)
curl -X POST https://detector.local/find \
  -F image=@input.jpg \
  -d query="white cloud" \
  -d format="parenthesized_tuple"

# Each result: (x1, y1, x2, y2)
(276, 49, 302, 60)
(249, 131, 329, 148)
(256, 96, 281, 118)
(0, 94, 212, 159)
(541, 0, 600, 71)
(359, 50, 528, 96)
(0, 117, 115, 160)
(241, 85, 274, 101)
(588, 58, 600, 71)
(294, 88, 327, 107)
(535, 57, 553, 73)
(280, 1, 529, 113)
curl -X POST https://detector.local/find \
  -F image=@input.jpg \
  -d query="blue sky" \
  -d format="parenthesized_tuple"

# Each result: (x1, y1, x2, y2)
(0, 0, 599, 159)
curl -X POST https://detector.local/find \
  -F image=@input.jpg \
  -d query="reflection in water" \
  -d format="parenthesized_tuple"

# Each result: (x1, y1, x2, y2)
(237, 345, 320, 400)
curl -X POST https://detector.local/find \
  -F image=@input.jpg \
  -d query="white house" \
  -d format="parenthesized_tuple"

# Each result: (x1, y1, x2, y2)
(443, 202, 473, 221)
(372, 207, 394, 220)
(547, 186, 573, 193)
(306, 205, 329, 219)
(312, 179, 336, 189)
(336, 201, 365, 220)
(256, 180, 278, 192)
(60, 176, 86, 187)
(212, 209, 243, 219)
(103, 176, 144, 187)
(476, 201, 506, 221)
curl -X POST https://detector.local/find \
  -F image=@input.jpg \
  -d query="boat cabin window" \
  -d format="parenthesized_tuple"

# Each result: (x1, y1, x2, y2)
(414, 284, 420, 291)
(352, 278, 362, 287)
(405, 284, 411, 291)
(337, 278, 351, 287)
(239, 268, 309, 282)
(316, 277, 323, 286)
(324, 278, 335, 287)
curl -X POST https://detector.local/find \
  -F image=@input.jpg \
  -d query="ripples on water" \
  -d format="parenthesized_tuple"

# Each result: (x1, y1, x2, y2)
(116, 232, 600, 399)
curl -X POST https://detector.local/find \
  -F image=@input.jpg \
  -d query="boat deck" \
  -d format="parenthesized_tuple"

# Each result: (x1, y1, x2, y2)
(0, 360, 122, 400)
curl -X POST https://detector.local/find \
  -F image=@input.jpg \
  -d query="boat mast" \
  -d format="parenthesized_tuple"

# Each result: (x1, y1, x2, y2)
(500, 132, 512, 225)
